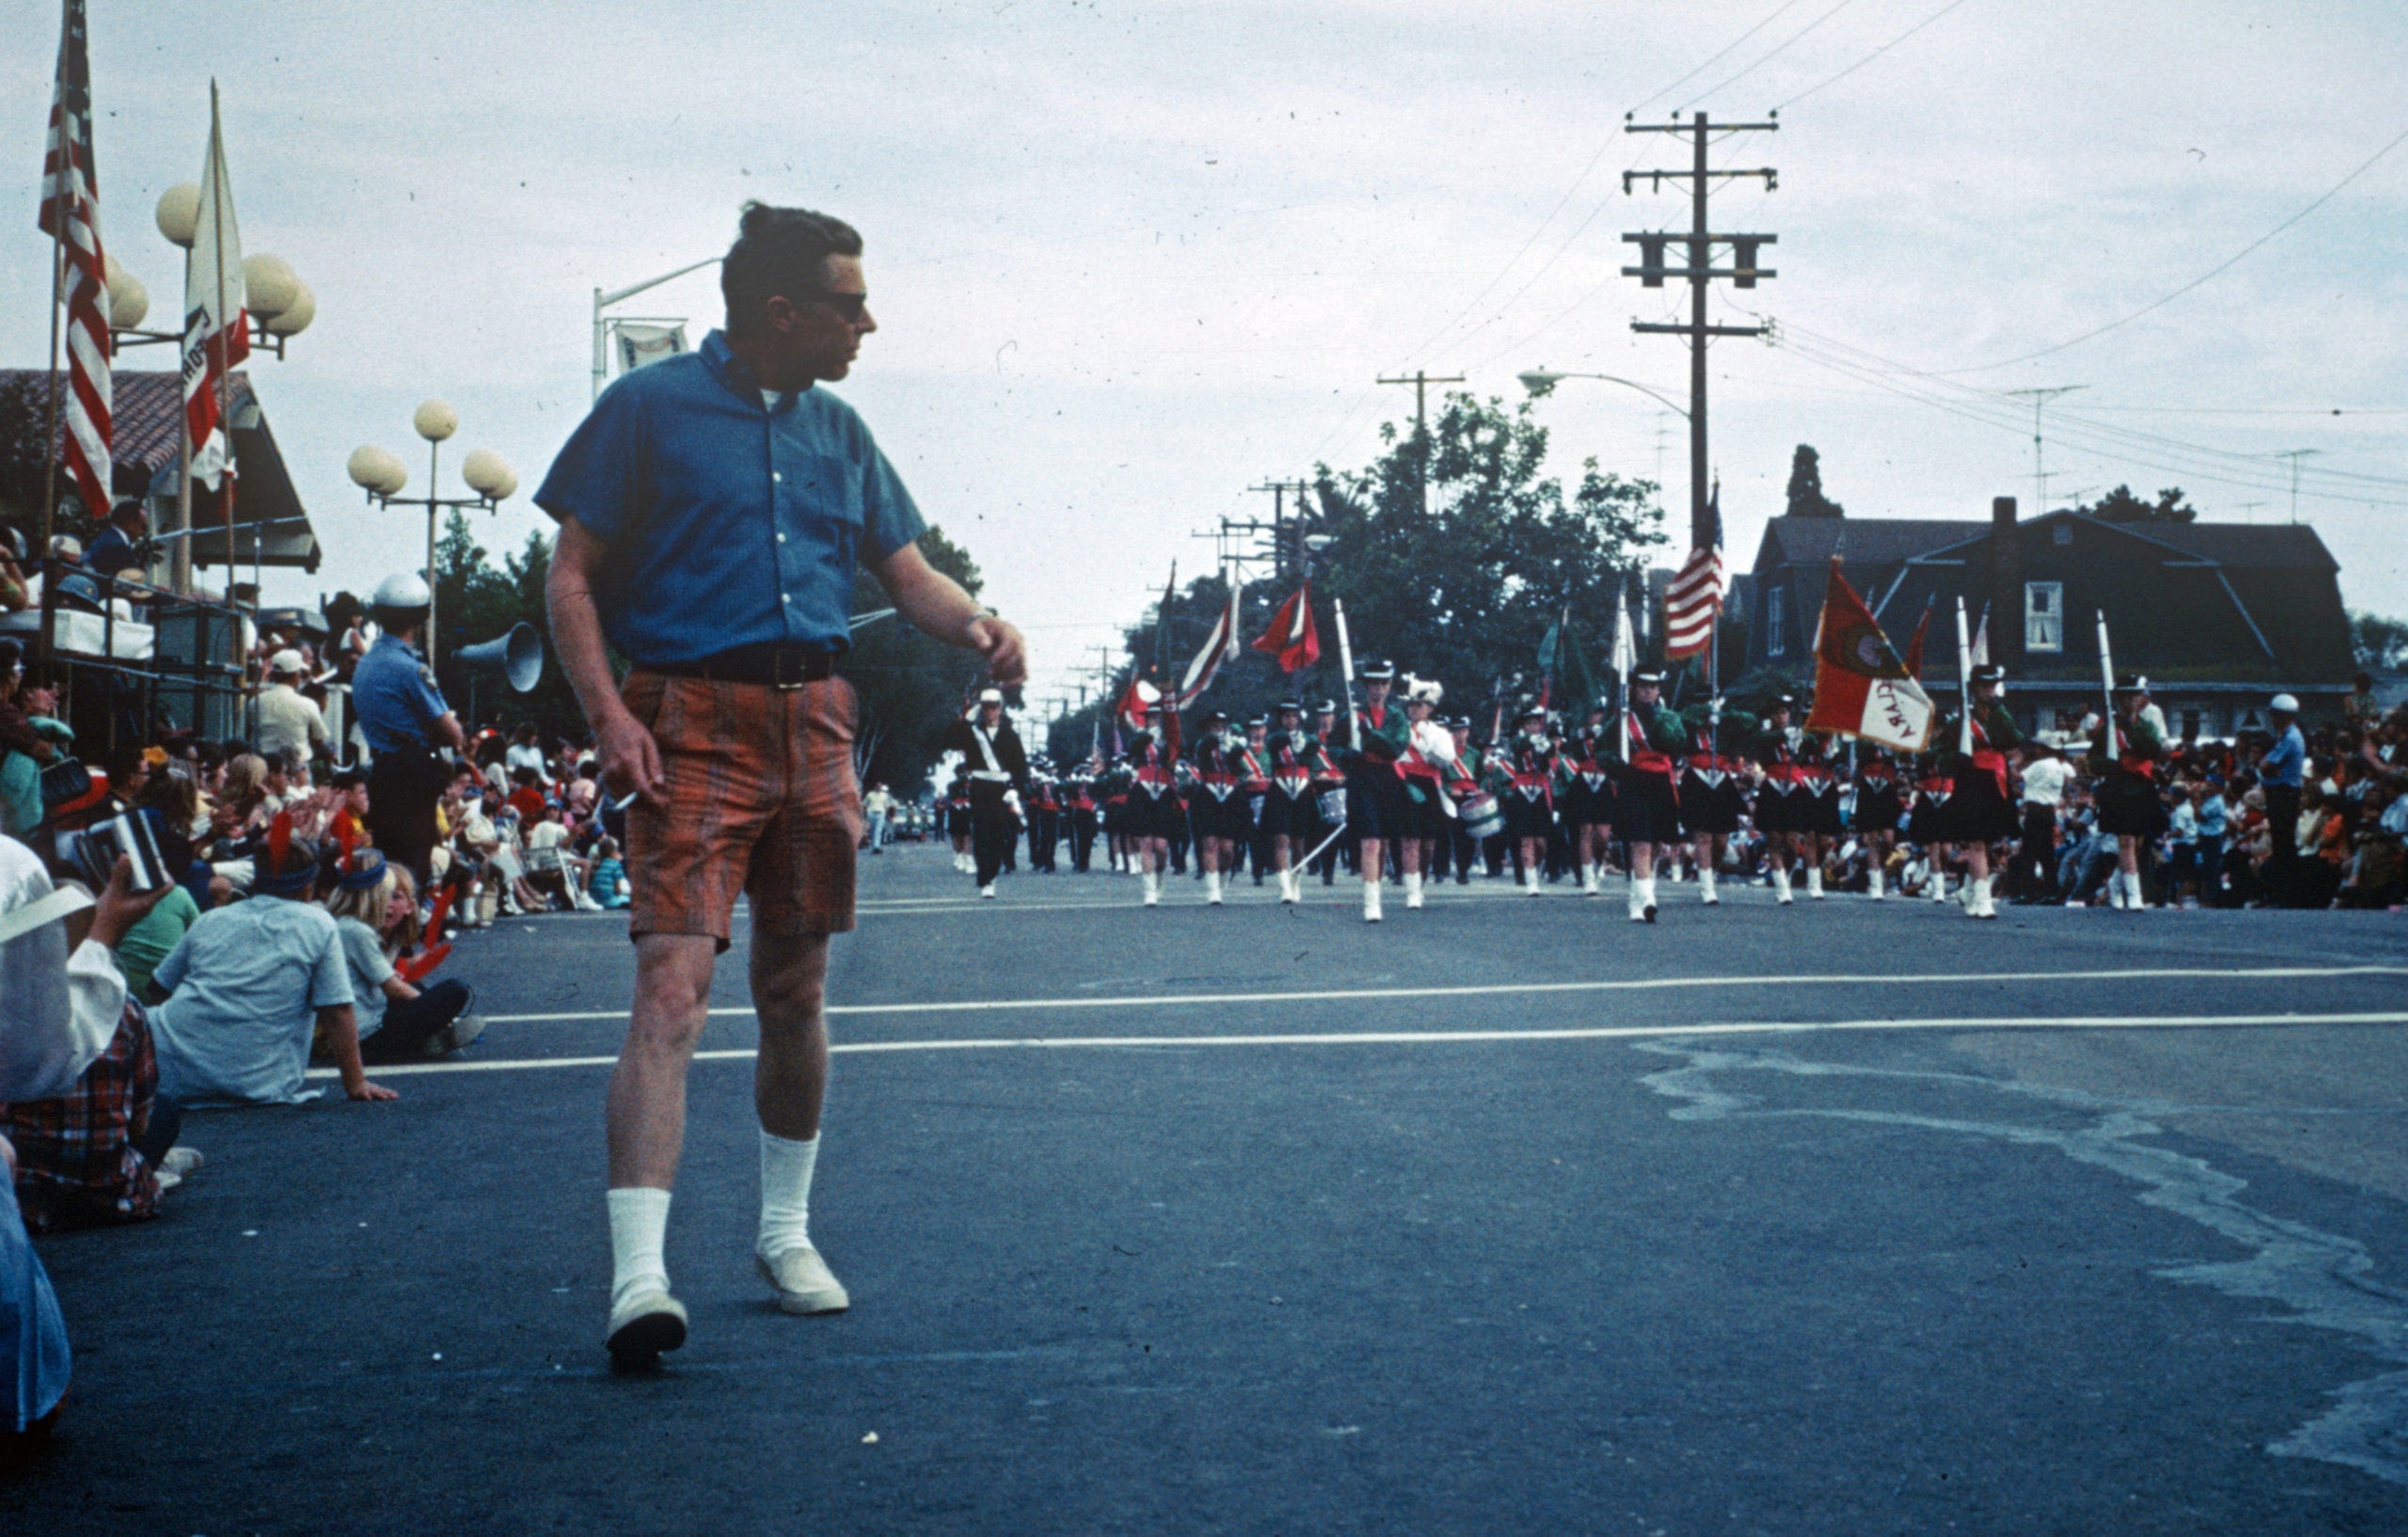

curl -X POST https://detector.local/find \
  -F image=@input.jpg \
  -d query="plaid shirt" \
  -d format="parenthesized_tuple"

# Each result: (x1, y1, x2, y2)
(0, 999, 163, 1232)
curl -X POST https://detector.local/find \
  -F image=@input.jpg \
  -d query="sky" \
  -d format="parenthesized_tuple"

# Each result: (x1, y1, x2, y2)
(8, 0, 2406, 713)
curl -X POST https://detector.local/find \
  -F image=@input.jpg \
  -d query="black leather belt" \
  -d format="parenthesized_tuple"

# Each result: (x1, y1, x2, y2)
(646, 642, 839, 688)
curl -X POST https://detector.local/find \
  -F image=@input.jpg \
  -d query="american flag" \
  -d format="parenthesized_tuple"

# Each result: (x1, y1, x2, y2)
(38, 0, 112, 525)
(1662, 545, 1723, 659)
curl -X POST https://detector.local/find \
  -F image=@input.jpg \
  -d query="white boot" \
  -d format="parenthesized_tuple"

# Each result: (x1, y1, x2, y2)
(1631, 875, 1656, 923)
(1773, 867, 1793, 905)
(1404, 870, 1424, 910)
(1363, 879, 1383, 924)
(1967, 874, 1996, 919)
(1205, 869, 1224, 906)
(1929, 872, 1949, 903)
(1522, 867, 1542, 896)
(1868, 867, 1886, 901)
(2106, 869, 2128, 910)
(1580, 864, 1599, 897)
(1806, 866, 1825, 900)
(1699, 867, 1719, 905)
(1142, 870, 1161, 907)
(1279, 866, 1299, 905)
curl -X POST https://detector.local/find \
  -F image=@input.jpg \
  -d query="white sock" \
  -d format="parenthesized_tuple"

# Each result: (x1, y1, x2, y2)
(608, 1186, 673, 1311)
(757, 1131, 819, 1261)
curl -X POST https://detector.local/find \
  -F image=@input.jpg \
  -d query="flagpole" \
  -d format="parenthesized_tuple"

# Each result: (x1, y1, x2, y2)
(37, 0, 73, 673)
(210, 84, 237, 601)
(1954, 596, 1975, 757)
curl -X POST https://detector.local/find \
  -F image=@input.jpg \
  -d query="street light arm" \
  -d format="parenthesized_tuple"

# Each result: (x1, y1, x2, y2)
(1517, 370, 1689, 420)
(594, 257, 722, 310)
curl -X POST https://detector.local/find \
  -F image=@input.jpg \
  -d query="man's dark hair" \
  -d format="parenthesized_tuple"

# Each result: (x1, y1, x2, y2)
(721, 202, 863, 336)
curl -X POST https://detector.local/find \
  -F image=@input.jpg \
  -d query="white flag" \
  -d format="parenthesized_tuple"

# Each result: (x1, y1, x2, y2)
(182, 83, 248, 491)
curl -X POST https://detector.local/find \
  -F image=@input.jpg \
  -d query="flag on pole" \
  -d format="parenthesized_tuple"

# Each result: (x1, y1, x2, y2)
(39, 0, 111, 524)
(1663, 483, 1723, 659)
(1175, 568, 1242, 706)
(1250, 580, 1322, 673)
(1805, 561, 1935, 753)
(1116, 676, 1160, 731)
(1903, 599, 1933, 679)
(1969, 603, 1991, 670)
(183, 84, 249, 493)
(1537, 605, 1598, 711)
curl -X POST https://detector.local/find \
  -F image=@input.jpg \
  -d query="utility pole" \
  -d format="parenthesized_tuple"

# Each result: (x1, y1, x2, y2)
(2273, 449, 2321, 525)
(1622, 110, 1778, 553)
(2005, 386, 2085, 515)
(1374, 370, 1465, 515)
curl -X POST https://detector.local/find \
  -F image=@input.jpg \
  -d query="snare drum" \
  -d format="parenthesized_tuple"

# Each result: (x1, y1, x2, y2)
(1459, 790, 1504, 841)
(1317, 787, 1349, 828)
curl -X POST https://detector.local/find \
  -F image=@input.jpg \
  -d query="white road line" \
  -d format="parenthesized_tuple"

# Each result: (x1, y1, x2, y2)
(476, 965, 2408, 1025)
(313, 1010, 2408, 1078)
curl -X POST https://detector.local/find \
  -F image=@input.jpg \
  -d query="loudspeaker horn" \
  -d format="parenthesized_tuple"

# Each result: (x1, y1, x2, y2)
(457, 621, 542, 693)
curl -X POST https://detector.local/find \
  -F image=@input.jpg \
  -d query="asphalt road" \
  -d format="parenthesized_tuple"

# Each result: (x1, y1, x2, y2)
(8, 846, 2408, 1535)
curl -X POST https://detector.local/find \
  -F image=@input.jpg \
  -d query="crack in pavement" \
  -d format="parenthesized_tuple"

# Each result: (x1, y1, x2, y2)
(1633, 1041, 2408, 1488)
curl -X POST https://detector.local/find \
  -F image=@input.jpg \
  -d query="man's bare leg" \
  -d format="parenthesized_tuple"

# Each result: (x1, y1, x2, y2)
(602, 932, 719, 1360)
(749, 930, 848, 1309)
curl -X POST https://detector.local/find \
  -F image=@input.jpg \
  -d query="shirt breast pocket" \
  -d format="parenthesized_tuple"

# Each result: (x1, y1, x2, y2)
(785, 454, 864, 536)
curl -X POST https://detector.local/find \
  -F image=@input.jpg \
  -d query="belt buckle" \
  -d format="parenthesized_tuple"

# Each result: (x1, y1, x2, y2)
(773, 648, 814, 690)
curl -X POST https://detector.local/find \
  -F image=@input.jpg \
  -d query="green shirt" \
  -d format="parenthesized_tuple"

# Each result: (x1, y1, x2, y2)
(114, 884, 201, 1004)
(0, 749, 40, 837)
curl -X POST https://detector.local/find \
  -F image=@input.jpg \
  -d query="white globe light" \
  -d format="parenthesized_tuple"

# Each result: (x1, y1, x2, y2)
(347, 445, 406, 497)
(265, 282, 314, 337)
(495, 468, 520, 501)
(155, 183, 199, 247)
(242, 254, 300, 319)
(460, 448, 511, 496)
(103, 256, 149, 329)
(412, 398, 458, 443)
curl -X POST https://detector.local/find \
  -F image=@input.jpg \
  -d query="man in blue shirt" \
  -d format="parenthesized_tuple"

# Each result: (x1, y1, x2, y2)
(540, 202, 1025, 1365)
(353, 572, 465, 886)
(2261, 692, 2307, 906)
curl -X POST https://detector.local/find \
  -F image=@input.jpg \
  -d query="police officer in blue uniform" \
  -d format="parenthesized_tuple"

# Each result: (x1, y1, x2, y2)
(352, 572, 465, 885)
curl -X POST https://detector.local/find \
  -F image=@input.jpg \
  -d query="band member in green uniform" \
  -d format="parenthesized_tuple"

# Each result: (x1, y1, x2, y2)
(1931, 661, 2025, 919)
(1562, 701, 1617, 897)
(1345, 661, 1414, 923)
(1488, 702, 1560, 897)
(1678, 699, 1753, 907)
(1749, 695, 1808, 906)
(2091, 673, 2165, 911)
(1123, 702, 1182, 906)
(1613, 667, 1687, 923)
(1181, 708, 1247, 906)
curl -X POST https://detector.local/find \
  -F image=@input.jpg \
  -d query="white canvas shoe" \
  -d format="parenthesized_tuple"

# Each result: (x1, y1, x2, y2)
(606, 1288, 689, 1365)
(756, 1245, 849, 1315)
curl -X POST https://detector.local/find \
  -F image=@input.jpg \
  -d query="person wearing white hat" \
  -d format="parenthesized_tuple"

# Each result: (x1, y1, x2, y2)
(2260, 691, 2307, 908)
(353, 572, 464, 888)
(940, 689, 1028, 896)
(255, 645, 328, 767)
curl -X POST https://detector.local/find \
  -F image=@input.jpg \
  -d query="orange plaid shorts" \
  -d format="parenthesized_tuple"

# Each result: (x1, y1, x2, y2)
(620, 670, 863, 945)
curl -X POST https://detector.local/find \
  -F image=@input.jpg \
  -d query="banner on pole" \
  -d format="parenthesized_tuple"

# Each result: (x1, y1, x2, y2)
(1805, 561, 1934, 753)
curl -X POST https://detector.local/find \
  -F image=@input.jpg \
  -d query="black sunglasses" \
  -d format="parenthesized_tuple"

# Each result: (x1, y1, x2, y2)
(796, 290, 868, 323)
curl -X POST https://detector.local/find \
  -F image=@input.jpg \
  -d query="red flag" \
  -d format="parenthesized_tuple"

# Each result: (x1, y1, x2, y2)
(1903, 601, 1933, 679)
(39, 0, 111, 526)
(1249, 581, 1322, 673)
(1805, 561, 1935, 753)
(1116, 676, 1160, 731)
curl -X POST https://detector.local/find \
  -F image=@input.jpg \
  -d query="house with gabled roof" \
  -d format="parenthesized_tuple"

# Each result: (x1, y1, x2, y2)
(1740, 499, 2357, 740)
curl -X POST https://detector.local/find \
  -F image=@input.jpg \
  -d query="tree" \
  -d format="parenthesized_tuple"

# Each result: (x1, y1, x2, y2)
(430, 510, 588, 745)
(2078, 484, 2197, 523)
(1783, 444, 1843, 519)
(2353, 610, 2408, 671)
(844, 524, 989, 796)
(1044, 390, 1669, 754)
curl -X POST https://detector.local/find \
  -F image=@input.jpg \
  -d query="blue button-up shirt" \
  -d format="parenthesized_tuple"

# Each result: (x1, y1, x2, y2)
(352, 633, 451, 753)
(533, 329, 927, 666)
(2260, 723, 2306, 787)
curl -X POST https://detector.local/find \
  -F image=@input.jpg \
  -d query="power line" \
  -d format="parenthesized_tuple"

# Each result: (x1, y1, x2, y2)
(1676, 0, 1865, 112)
(1937, 118, 2408, 375)
(1774, 0, 1981, 110)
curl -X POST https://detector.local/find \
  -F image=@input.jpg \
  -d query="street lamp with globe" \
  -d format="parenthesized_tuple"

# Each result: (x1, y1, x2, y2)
(347, 401, 515, 667)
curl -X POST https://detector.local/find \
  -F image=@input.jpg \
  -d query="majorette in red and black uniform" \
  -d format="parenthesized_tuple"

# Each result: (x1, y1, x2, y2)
(1342, 661, 1413, 842)
(1560, 707, 1617, 833)
(1064, 768, 1100, 872)
(1851, 747, 1905, 834)
(1677, 715, 1749, 836)
(1397, 687, 1476, 844)
(1182, 711, 1252, 845)
(1258, 701, 1335, 845)
(1750, 703, 1810, 836)
(1926, 673, 2024, 846)
(1121, 709, 1184, 841)
(1798, 732, 1846, 839)
(1610, 674, 1687, 848)
(1488, 708, 1561, 845)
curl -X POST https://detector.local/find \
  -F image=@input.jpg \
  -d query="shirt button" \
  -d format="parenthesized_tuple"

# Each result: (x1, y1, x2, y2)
(773, 471, 784, 483)
(777, 532, 787, 544)
(784, 593, 794, 605)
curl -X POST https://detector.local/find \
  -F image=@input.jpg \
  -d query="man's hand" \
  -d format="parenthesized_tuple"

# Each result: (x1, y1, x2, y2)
(966, 615, 1028, 687)
(347, 1078, 400, 1102)
(89, 854, 172, 951)
(595, 707, 665, 807)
